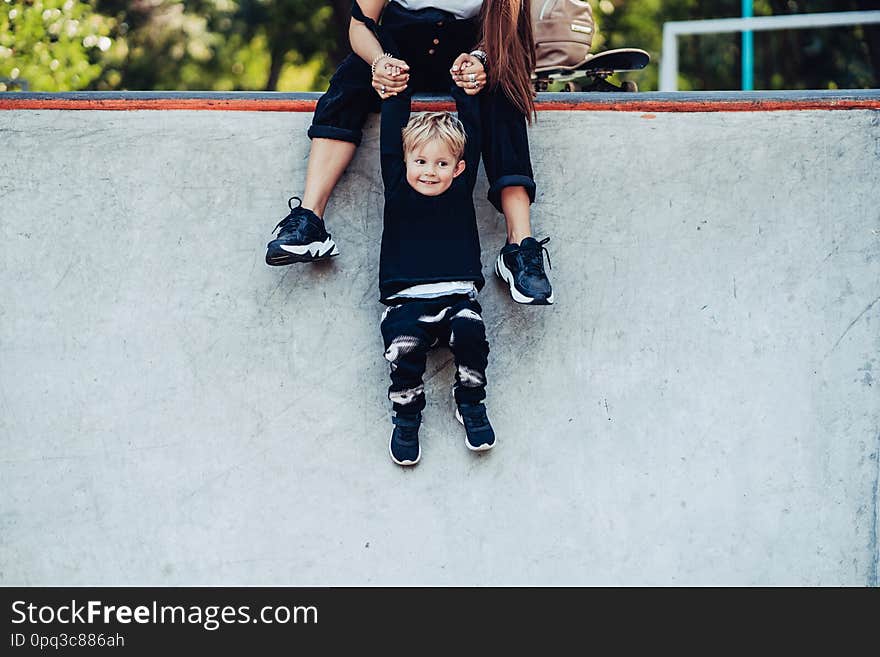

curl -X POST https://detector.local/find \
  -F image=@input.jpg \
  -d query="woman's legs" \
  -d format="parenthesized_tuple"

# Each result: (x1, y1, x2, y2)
(500, 186, 533, 245)
(265, 134, 357, 266)
(265, 54, 377, 265)
(301, 53, 381, 219)
(301, 138, 358, 219)
(480, 87, 554, 305)
(481, 89, 537, 224)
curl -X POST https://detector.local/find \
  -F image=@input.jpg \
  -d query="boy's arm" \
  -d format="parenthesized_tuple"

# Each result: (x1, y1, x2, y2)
(380, 90, 412, 191)
(451, 84, 482, 190)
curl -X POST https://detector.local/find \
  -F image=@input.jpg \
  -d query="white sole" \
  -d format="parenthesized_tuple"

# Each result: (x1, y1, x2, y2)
(389, 437, 420, 466)
(455, 408, 495, 452)
(494, 256, 555, 305)
(280, 237, 339, 259)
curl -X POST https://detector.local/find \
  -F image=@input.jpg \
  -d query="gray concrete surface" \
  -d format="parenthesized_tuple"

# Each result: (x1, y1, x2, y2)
(1, 95, 878, 585)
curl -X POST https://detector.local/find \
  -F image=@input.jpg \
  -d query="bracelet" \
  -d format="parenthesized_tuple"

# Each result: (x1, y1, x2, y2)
(469, 49, 487, 68)
(371, 52, 393, 76)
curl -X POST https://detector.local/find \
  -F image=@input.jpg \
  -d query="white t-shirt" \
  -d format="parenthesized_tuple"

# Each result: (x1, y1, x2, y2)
(392, 0, 483, 20)
(387, 281, 478, 300)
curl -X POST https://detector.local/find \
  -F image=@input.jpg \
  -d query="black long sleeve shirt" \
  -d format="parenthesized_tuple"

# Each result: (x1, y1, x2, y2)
(378, 85, 485, 304)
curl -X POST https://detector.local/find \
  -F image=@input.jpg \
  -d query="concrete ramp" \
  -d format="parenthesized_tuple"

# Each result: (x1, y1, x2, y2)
(1, 91, 878, 585)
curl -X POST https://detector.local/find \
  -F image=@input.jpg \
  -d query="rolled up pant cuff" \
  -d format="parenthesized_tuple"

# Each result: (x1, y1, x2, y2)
(307, 124, 363, 146)
(487, 174, 537, 213)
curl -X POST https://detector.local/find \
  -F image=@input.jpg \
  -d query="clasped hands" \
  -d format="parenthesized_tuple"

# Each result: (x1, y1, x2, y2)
(372, 53, 487, 98)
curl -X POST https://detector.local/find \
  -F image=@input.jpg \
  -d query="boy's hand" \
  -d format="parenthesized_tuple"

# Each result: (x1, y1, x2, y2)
(450, 54, 486, 96)
(373, 56, 410, 98)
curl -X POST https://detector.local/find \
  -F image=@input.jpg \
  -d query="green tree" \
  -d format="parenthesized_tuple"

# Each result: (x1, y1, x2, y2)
(237, 0, 348, 90)
(90, 1, 348, 91)
(0, 0, 116, 91)
(6, 1, 876, 92)
(92, 1, 243, 90)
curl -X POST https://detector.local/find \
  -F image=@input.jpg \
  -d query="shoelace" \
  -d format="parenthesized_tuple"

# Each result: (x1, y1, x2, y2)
(519, 237, 552, 276)
(272, 196, 305, 234)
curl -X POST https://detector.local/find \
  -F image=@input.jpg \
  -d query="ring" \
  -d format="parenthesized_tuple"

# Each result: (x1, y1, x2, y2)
(472, 81, 479, 88)
(380, 84, 386, 94)
(468, 73, 476, 82)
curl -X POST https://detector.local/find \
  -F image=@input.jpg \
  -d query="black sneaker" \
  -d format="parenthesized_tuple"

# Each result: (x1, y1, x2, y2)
(494, 236, 554, 305)
(455, 403, 496, 452)
(265, 197, 338, 266)
(389, 413, 421, 466)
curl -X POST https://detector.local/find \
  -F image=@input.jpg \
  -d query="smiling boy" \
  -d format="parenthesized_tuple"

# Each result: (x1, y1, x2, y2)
(378, 84, 495, 466)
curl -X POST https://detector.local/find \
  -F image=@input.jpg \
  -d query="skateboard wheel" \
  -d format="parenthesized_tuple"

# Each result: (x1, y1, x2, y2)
(622, 80, 638, 92)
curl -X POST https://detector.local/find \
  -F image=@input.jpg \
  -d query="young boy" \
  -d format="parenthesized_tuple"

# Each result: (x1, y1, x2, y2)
(379, 84, 495, 466)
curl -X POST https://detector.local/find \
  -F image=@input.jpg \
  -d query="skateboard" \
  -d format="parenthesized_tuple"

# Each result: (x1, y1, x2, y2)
(533, 48, 650, 92)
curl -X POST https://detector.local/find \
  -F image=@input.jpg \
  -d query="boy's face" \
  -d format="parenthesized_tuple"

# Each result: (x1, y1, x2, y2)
(405, 138, 466, 196)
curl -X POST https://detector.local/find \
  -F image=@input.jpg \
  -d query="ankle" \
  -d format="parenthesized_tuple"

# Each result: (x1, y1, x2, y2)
(506, 232, 531, 246)
(303, 207, 323, 222)
(301, 198, 327, 219)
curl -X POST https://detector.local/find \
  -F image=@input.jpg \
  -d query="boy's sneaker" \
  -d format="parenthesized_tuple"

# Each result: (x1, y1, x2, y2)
(455, 403, 496, 452)
(389, 413, 421, 466)
(494, 236, 554, 305)
(265, 196, 338, 266)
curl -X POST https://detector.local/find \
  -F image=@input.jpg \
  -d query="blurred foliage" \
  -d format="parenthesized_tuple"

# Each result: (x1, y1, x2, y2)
(1, 0, 878, 91)
(88, 0, 344, 90)
(595, 0, 880, 90)
(1, 0, 114, 91)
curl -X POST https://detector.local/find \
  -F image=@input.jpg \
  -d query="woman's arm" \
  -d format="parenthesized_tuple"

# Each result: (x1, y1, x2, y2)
(349, 0, 389, 67)
(350, 0, 409, 97)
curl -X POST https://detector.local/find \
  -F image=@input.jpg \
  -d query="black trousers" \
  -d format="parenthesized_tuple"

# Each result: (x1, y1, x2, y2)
(380, 295, 490, 416)
(308, 2, 536, 213)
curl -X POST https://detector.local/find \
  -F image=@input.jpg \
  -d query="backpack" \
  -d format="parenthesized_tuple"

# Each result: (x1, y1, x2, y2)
(532, 0, 596, 72)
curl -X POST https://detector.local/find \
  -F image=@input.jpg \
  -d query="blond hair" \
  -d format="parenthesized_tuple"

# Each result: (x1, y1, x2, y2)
(401, 111, 467, 161)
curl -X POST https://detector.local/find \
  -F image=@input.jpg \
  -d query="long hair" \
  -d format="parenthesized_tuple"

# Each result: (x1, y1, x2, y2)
(479, 0, 536, 122)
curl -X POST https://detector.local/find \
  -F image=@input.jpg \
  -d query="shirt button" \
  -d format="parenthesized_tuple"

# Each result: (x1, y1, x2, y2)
(432, 38, 440, 45)
(436, 21, 443, 27)
(428, 48, 435, 55)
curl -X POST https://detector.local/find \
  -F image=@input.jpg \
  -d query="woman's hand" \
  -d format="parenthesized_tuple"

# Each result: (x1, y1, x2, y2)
(372, 56, 410, 98)
(450, 53, 487, 95)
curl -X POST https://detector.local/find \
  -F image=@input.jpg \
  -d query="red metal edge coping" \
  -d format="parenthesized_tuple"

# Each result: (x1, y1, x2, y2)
(1, 97, 878, 112)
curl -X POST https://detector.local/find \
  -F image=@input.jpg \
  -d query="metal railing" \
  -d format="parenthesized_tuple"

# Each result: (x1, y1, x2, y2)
(660, 11, 880, 91)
